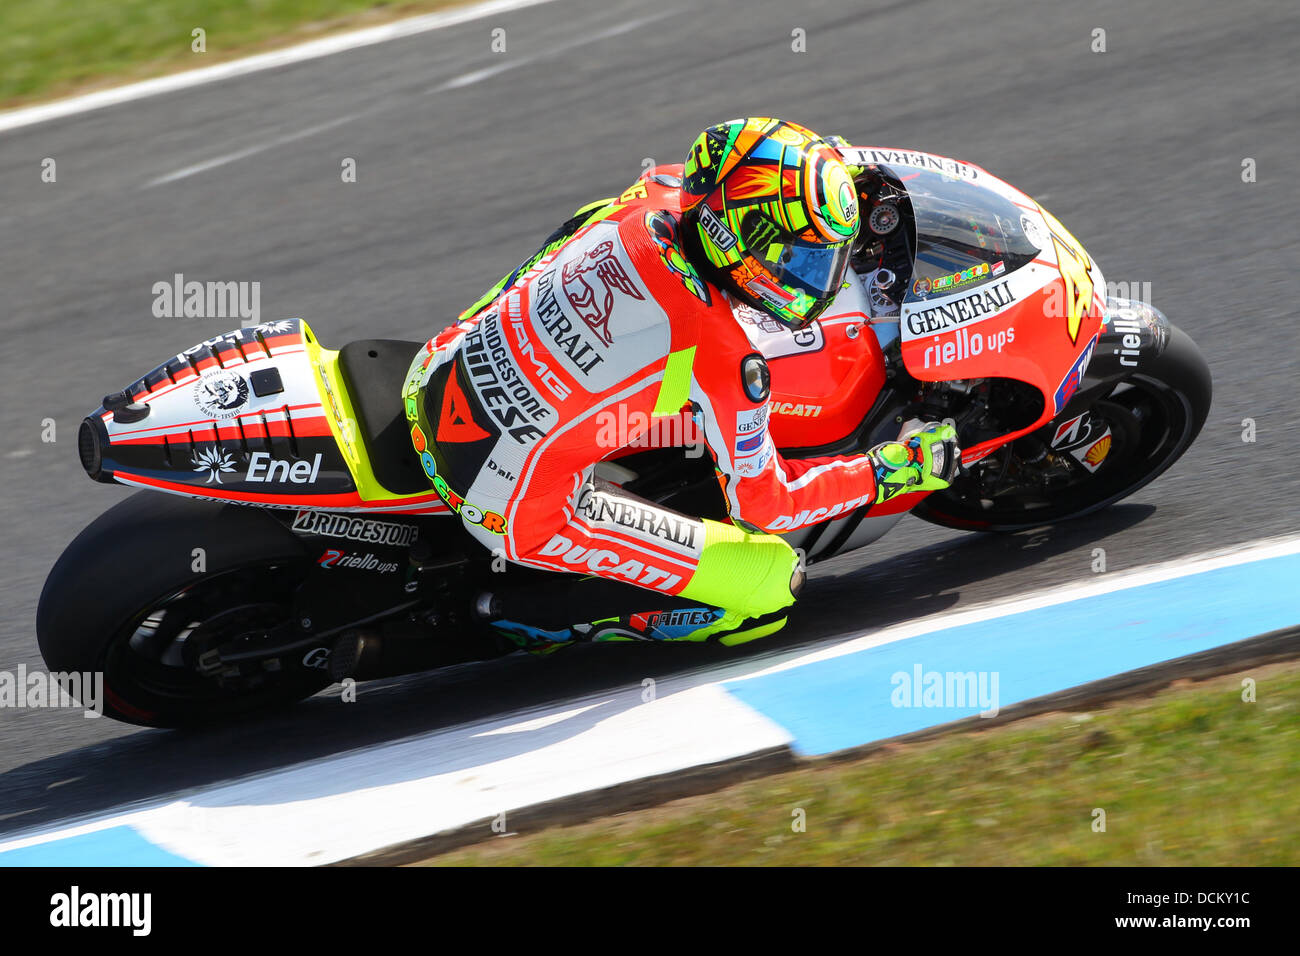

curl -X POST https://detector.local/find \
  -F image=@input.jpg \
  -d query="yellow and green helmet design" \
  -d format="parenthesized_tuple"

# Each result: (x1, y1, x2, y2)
(680, 117, 860, 328)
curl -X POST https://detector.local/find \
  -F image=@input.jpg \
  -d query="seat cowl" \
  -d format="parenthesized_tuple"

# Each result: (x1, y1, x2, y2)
(337, 339, 431, 496)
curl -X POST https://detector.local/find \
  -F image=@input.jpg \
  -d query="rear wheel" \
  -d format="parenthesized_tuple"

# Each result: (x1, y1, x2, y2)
(913, 323, 1211, 532)
(38, 493, 330, 727)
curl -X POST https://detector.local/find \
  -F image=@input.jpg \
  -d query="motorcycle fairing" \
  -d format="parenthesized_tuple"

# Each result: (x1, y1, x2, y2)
(82, 319, 451, 514)
(841, 149, 1109, 464)
(743, 275, 888, 449)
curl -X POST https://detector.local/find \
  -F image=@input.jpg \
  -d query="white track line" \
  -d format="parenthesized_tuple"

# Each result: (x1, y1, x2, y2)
(432, 10, 675, 91)
(0, 0, 563, 135)
(141, 10, 674, 187)
(143, 114, 363, 188)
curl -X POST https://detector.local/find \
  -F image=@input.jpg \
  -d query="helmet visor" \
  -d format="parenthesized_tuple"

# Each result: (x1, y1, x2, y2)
(739, 207, 852, 305)
(758, 237, 853, 299)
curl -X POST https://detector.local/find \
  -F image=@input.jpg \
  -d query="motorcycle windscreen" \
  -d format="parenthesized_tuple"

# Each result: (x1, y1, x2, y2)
(899, 167, 1040, 305)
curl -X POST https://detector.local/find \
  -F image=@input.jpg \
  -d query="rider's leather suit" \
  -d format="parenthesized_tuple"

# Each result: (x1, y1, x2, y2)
(405, 168, 881, 644)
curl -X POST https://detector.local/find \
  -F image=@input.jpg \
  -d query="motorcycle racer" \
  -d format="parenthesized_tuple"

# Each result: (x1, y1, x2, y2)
(405, 117, 960, 648)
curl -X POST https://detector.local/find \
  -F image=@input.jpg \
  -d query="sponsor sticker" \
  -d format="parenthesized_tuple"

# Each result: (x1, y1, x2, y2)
(1051, 412, 1089, 448)
(560, 239, 645, 349)
(461, 312, 553, 445)
(920, 326, 1015, 369)
(575, 485, 704, 557)
(1081, 434, 1112, 470)
(731, 300, 825, 357)
(736, 405, 769, 435)
(930, 261, 991, 294)
(539, 533, 684, 591)
(903, 279, 1018, 337)
(191, 445, 238, 483)
(767, 491, 876, 530)
(532, 268, 607, 376)
(1020, 214, 1046, 249)
(1049, 411, 1112, 473)
(1109, 307, 1145, 368)
(698, 204, 738, 251)
(771, 402, 822, 417)
(746, 277, 797, 309)
(192, 368, 250, 420)
(409, 423, 507, 534)
(292, 510, 419, 547)
(733, 402, 775, 474)
(1053, 339, 1097, 413)
(839, 148, 980, 181)
(246, 451, 323, 484)
(629, 607, 725, 640)
(317, 549, 401, 574)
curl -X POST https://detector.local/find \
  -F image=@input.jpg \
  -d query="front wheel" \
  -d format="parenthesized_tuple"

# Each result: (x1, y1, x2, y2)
(37, 493, 331, 727)
(913, 322, 1211, 532)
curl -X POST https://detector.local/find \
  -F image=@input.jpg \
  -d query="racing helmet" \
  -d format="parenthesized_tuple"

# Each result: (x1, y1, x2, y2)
(679, 117, 860, 328)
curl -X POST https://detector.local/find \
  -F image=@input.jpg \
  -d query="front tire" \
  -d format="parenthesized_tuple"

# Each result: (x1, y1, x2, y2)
(37, 492, 330, 727)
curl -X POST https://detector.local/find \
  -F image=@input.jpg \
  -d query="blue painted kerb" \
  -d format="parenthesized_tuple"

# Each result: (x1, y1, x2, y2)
(725, 554, 1300, 755)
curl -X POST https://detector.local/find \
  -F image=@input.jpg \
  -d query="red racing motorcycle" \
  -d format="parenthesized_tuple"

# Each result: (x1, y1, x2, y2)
(39, 147, 1211, 726)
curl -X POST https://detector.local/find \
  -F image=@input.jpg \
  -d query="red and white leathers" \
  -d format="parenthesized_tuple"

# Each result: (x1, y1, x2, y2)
(409, 170, 880, 628)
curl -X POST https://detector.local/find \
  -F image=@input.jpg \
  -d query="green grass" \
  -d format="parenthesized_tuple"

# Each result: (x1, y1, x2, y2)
(0, 0, 463, 107)
(423, 661, 1300, 865)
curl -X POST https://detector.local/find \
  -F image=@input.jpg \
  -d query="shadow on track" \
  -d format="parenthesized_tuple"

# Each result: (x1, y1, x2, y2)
(0, 504, 1154, 835)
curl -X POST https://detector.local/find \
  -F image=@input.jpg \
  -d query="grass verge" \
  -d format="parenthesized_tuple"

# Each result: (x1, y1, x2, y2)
(0, 0, 472, 109)
(419, 661, 1300, 865)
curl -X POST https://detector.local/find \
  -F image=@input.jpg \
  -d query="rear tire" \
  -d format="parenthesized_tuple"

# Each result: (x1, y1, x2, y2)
(913, 322, 1212, 532)
(37, 492, 330, 727)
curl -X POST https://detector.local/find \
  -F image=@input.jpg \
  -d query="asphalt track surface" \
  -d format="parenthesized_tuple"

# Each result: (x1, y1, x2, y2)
(0, 0, 1296, 836)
